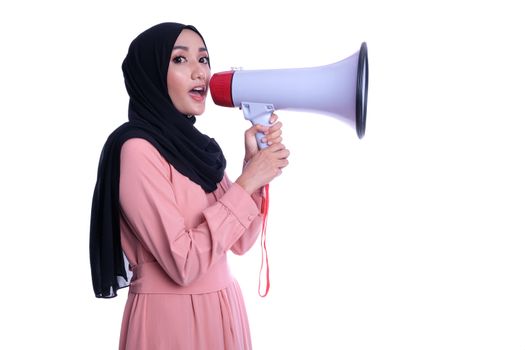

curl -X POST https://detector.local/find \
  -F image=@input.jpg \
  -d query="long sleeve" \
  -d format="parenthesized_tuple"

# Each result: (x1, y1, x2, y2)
(119, 138, 262, 286)
(230, 179, 265, 255)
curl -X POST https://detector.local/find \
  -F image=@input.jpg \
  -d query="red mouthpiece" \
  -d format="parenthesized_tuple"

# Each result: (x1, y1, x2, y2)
(209, 71, 235, 107)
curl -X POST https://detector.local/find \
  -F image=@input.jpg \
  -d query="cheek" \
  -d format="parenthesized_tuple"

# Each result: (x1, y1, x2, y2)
(167, 71, 185, 103)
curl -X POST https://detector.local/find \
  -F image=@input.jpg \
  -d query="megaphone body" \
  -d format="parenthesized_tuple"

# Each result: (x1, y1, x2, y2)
(210, 42, 369, 148)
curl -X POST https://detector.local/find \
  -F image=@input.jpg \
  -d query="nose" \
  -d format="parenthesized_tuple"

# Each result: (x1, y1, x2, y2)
(191, 65, 205, 81)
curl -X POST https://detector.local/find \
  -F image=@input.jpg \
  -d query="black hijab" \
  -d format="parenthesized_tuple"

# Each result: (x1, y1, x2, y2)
(89, 22, 226, 298)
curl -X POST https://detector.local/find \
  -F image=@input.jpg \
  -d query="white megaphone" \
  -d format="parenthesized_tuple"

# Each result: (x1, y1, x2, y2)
(210, 42, 369, 148)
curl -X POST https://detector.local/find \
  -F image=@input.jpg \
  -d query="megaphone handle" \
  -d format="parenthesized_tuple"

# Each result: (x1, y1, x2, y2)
(241, 102, 274, 149)
(255, 130, 269, 150)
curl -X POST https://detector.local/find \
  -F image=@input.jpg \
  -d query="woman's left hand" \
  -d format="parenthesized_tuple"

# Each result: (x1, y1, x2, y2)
(244, 113, 283, 163)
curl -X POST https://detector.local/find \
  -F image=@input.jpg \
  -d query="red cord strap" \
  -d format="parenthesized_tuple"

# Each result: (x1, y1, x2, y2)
(258, 184, 270, 297)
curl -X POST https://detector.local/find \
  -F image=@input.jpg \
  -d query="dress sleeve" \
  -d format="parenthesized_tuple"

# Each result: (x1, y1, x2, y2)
(229, 175, 265, 255)
(119, 138, 262, 286)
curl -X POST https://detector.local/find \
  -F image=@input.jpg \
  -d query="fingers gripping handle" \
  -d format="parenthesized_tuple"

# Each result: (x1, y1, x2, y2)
(241, 102, 274, 149)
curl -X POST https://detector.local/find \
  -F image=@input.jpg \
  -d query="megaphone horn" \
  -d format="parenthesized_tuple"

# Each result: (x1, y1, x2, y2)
(210, 42, 369, 148)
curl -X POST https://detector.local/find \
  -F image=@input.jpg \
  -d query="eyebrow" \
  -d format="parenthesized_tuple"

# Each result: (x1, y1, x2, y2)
(172, 45, 208, 52)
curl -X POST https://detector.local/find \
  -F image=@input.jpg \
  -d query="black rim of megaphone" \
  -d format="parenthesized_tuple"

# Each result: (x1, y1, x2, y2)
(356, 42, 368, 139)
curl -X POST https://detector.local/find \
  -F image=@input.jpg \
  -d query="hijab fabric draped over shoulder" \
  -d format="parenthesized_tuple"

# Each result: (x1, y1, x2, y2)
(89, 22, 226, 298)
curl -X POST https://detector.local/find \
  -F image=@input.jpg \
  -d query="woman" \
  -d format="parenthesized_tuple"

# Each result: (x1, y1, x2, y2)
(89, 22, 289, 349)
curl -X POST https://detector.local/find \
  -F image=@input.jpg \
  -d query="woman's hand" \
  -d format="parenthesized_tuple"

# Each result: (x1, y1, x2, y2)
(243, 113, 283, 163)
(236, 114, 289, 195)
(236, 142, 290, 194)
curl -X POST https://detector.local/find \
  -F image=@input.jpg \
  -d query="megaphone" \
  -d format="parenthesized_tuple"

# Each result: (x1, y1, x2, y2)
(210, 42, 369, 148)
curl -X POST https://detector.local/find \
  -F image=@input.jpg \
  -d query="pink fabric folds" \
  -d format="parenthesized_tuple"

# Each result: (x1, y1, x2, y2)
(129, 261, 233, 295)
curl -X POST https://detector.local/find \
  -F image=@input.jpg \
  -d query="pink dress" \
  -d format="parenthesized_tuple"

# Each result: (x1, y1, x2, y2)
(117, 138, 263, 350)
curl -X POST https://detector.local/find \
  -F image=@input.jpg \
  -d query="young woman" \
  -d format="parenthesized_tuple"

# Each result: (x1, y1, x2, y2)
(89, 22, 289, 350)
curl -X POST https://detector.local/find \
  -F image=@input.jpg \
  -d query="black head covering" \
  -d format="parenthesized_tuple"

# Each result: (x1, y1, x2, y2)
(89, 22, 226, 298)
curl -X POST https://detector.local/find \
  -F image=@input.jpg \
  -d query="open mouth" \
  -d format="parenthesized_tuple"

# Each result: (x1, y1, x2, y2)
(189, 86, 207, 97)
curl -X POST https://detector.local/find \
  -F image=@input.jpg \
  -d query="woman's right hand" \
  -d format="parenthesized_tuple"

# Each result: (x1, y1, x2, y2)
(235, 142, 290, 195)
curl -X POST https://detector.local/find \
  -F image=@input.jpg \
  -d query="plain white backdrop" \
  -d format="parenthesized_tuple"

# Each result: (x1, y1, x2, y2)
(1, 0, 524, 349)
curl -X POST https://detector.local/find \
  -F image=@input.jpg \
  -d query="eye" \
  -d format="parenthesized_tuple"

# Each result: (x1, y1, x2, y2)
(172, 56, 187, 64)
(199, 56, 210, 65)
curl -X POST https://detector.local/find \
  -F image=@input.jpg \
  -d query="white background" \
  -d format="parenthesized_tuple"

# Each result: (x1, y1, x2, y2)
(1, 0, 524, 349)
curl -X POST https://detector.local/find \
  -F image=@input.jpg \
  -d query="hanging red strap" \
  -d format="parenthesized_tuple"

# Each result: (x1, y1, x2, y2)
(258, 183, 270, 297)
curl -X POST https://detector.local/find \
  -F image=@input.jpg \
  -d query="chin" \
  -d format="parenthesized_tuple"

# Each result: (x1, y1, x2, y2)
(179, 106, 205, 116)
(190, 109, 205, 117)
(191, 105, 206, 116)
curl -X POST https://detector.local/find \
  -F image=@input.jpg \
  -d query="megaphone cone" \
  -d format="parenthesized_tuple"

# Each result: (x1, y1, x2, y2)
(210, 42, 369, 145)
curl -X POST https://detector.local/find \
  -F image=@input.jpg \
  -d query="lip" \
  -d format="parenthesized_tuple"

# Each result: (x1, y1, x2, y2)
(188, 91, 206, 102)
(188, 85, 207, 102)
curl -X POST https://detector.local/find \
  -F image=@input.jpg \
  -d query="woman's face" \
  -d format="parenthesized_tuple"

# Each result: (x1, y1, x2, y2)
(167, 29, 211, 116)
